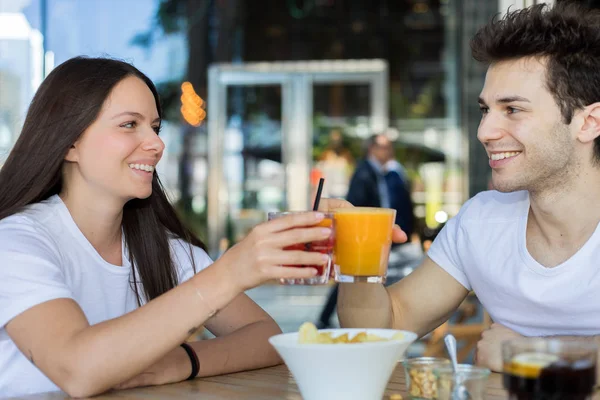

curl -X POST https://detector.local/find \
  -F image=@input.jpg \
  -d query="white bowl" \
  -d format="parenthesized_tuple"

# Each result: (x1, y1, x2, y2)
(269, 328, 417, 400)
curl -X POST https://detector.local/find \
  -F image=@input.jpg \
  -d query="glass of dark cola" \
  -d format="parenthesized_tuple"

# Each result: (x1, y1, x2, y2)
(503, 338, 597, 400)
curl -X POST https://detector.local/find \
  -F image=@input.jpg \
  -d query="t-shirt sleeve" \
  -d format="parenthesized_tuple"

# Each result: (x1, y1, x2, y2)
(170, 239, 214, 284)
(0, 222, 73, 329)
(426, 201, 473, 291)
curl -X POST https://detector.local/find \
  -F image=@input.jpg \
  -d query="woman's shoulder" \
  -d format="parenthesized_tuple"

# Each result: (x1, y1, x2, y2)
(0, 199, 64, 259)
(0, 196, 63, 230)
(0, 201, 58, 236)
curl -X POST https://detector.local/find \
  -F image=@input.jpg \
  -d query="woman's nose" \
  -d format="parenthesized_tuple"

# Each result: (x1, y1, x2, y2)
(142, 130, 165, 154)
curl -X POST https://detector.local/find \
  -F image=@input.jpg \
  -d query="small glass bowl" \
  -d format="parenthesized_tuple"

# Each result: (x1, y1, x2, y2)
(433, 364, 491, 400)
(402, 357, 450, 399)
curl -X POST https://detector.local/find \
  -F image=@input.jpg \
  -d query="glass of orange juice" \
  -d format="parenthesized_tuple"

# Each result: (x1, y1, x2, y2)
(333, 207, 396, 283)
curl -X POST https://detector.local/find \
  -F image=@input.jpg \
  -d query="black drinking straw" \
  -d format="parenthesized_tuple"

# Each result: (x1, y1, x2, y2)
(305, 178, 325, 253)
(313, 178, 325, 211)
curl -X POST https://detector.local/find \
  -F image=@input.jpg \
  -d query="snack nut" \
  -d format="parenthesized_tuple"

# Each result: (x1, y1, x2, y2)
(403, 357, 449, 399)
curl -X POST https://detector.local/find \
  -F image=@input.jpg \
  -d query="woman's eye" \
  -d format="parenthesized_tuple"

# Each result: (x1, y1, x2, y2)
(507, 107, 520, 115)
(152, 125, 162, 134)
(121, 121, 137, 129)
(479, 106, 489, 115)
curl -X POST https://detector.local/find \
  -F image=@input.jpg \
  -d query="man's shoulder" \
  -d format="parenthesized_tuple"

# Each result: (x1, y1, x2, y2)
(355, 159, 373, 171)
(351, 160, 376, 178)
(458, 190, 528, 223)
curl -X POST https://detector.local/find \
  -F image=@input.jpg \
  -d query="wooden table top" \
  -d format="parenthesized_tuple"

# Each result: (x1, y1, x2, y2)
(8, 364, 600, 399)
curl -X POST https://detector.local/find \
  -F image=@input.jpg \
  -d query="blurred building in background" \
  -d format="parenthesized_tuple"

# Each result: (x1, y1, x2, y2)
(6, 0, 591, 336)
(0, 0, 43, 165)
(0, 0, 566, 254)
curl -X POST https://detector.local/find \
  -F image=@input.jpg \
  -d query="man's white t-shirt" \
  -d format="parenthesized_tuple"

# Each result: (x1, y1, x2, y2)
(428, 190, 600, 337)
(0, 195, 212, 398)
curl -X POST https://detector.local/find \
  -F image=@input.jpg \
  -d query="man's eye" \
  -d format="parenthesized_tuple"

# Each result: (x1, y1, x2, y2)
(121, 121, 137, 129)
(479, 106, 489, 115)
(506, 107, 519, 115)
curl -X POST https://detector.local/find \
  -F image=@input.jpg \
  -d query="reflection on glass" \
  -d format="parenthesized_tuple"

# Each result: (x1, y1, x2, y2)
(223, 85, 284, 248)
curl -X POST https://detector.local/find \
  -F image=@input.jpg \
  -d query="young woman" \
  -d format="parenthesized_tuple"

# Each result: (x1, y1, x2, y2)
(0, 56, 335, 397)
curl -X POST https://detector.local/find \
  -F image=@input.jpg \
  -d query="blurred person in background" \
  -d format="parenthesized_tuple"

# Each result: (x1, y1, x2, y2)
(346, 133, 394, 209)
(384, 155, 423, 282)
(385, 156, 415, 246)
(317, 133, 417, 328)
(314, 129, 355, 199)
(337, 1, 600, 375)
(0, 56, 339, 397)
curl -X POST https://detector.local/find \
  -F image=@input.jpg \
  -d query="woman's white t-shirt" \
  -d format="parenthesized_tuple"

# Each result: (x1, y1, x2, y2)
(0, 195, 212, 397)
(428, 190, 600, 337)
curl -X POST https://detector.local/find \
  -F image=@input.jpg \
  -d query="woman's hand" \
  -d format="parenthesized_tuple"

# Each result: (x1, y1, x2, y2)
(219, 212, 332, 292)
(318, 198, 408, 244)
(113, 345, 190, 390)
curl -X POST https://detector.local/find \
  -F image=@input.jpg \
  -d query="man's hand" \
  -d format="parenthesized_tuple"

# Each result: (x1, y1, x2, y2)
(318, 198, 408, 244)
(475, 323, 522, 372)
(317, 197, 353, 212)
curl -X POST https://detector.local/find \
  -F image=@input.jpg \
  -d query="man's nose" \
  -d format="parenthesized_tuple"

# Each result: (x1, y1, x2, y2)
(477, 113, 505, 144)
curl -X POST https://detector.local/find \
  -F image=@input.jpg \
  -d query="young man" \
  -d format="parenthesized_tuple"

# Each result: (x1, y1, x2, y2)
(336, 2, 600, 372)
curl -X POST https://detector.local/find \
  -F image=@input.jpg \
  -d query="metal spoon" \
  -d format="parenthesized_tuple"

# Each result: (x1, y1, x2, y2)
(444, 334, 471, 400)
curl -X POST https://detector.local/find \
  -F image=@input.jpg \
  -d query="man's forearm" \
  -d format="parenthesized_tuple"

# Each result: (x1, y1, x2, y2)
(190, 319, 283, 377)
(552, 335, 600, 346)
(337, 283, 394, 328)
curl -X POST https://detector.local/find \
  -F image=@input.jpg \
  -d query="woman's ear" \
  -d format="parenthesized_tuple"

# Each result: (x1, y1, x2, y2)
(64, 143, 79, 162)
(577, 102, 600, 144)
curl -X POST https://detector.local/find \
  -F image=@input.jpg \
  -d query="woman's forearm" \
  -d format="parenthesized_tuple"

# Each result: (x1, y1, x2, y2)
(191, 319, 283, 377)
(62, 263, 240, 396)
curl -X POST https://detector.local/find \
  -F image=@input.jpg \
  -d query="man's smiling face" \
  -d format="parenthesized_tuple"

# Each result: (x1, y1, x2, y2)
(477, 57, 577, 193)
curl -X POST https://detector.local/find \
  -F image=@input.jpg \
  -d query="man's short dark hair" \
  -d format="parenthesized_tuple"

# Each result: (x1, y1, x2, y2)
(365, 134, 382, 149)
(471, 1, 600, 161)
(364, 134, 390, 156)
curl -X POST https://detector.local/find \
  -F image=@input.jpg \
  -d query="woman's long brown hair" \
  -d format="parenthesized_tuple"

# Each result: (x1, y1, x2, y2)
(0, 56, 206, 304)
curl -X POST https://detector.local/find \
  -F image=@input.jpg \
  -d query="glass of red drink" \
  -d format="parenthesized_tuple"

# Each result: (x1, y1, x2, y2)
(503, 338, 597, 400)
(267, 211, 335, 285)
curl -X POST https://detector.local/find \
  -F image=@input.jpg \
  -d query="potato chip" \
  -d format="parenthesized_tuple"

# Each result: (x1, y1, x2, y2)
(298, 322, 319, 344)
(297, 322, 405, 344)
(350, 332, 368, 343)
(365, 333, 387, 342)
(333, 333, 349, 344)
(315, 332, 334, 344)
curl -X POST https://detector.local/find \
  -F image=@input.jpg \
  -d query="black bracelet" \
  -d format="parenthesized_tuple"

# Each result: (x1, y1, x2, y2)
(180, 342, 200, 380)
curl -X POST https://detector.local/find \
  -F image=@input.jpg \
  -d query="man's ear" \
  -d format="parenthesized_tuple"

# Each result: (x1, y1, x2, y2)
(64, 143, 79, 162)
(577, 102, 600, 144)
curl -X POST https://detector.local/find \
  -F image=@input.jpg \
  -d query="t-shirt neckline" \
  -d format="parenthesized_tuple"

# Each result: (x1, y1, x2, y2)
(518, 192, 600, 276)
(49, 195, 130, 273)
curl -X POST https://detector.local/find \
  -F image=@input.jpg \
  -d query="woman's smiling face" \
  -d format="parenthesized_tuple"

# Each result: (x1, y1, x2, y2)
(63, 76, 165, 203)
